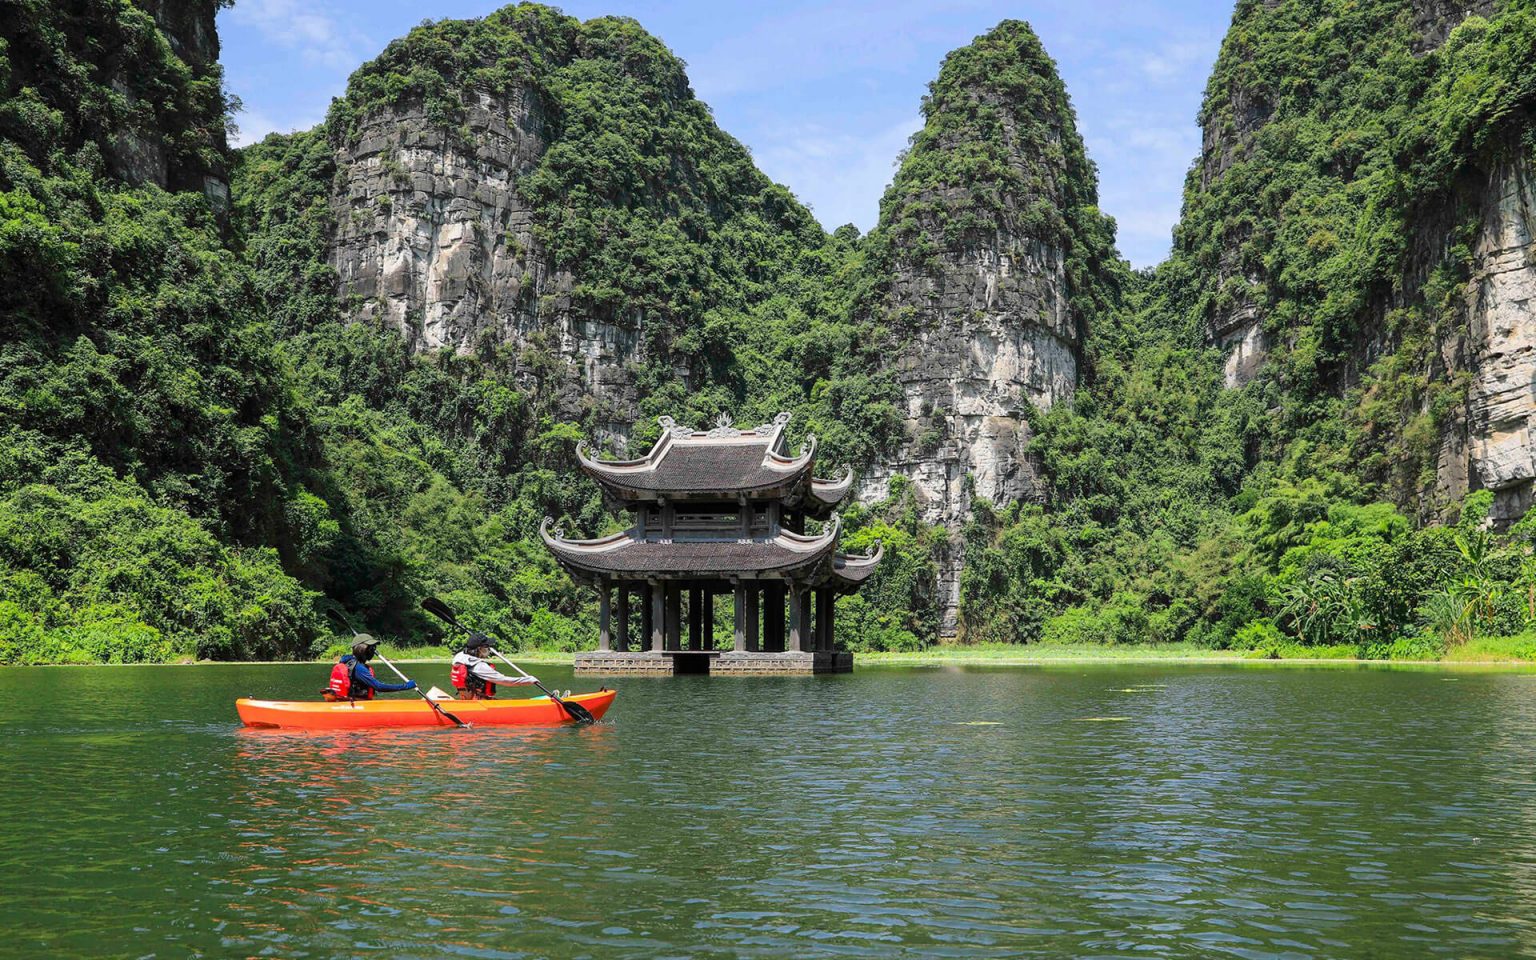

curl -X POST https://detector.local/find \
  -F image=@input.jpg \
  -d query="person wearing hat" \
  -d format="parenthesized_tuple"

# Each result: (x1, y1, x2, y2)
(322, 636, 417, 701)
(449, 635, 539, 700)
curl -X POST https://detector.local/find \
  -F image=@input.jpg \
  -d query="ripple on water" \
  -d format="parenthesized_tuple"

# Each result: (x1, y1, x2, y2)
(4, 664, 1536, 957)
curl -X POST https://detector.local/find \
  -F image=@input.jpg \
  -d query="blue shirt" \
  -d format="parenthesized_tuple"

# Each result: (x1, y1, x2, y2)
(341, 655, 413, 693)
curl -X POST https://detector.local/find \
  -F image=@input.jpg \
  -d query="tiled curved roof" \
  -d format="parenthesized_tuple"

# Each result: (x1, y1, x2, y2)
(541, 517, 841, 579)
(831, 541, 884, 589)
(806, 470, 854, 514)
(577, 412, 833, 500)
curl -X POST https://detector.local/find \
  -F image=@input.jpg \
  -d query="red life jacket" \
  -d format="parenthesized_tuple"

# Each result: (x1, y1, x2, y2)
(326, 659, 374, 701)
(451, 658, 496, 699)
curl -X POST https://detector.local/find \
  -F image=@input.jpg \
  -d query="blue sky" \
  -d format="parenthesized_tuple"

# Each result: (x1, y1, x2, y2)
(219, 0, 1234, 268)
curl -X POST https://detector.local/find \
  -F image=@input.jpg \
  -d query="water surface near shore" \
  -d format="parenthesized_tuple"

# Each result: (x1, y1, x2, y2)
(4, 662, 1536, 958)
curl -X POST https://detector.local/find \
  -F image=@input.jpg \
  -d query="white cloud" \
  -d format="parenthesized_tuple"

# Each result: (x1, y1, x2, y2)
(1136, 40, 1214, 82)
(750, 114, 923, 232)
(228, 107, 324, 147)
(226, 0, 365, 69)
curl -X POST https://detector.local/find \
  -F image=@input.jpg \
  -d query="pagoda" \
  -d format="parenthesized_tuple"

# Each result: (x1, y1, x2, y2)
(542, 412, 882, 675)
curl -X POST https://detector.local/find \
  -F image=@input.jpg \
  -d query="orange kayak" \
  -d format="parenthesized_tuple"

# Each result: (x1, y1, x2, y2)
(236, 690, 616, 729)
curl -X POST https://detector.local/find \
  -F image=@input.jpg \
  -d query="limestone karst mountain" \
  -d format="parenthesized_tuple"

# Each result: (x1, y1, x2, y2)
(850, 21, 1122, 631)
(238, 10, 1123, 635)
(1178, 0, 1535, 524)
(238, 5, 829, 440)
(4, 0, 1535, 662)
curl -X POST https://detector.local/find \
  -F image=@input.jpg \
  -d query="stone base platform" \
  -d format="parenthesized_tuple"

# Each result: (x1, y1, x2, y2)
(572, 651, 677, 675)
(574, 650, 853, 676)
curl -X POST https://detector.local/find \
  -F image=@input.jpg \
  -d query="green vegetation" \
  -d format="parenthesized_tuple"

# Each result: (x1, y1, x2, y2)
(226, 5, 938, 659)
(0, 0, 325, 662)
(958, 0, 1536, 660)
(865, 19, 1122, 332)
(2, 1, 1534, 663)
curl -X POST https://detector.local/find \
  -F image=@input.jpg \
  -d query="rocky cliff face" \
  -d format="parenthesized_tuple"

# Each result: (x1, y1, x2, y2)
(1189, 0, 1534, 527)
(855, 21, 1117, 634)
(111, 0, 228, 206)
(303, 9, 822, 438)
(1194, 0, 1499, 389)
(328, 89, 641, 419)
(1, 0, 229, 203)
(1436, 155, 1536, 524)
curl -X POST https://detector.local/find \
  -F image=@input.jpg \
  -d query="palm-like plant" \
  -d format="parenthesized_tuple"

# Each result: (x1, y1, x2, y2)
(1454, 530, 1503, 632)
(1280, 568, 1374, 645)
(1420, 588, 1473, 647)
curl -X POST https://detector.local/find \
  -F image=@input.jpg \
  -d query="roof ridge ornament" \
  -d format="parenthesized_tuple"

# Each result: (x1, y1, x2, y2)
(541, 516, 566, 541)
(707, 412, 739, 438)
(657, 415, 692, 439)
(755, 411, 791, 436)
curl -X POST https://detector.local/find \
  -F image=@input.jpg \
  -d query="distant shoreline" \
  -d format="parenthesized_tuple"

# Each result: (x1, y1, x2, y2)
(11, 640, 1536, 668)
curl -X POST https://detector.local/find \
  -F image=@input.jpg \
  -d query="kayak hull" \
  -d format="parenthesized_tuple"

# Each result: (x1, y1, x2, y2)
(236, 690, 615, 729)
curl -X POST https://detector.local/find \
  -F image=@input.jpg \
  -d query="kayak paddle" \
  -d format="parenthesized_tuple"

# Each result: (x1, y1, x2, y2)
(326, 606, 468, 728)
(420, 596, 596, 725)
(374, 651, 470, 729)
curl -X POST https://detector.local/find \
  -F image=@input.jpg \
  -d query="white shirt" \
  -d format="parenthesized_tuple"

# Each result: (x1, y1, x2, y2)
(452, 651, 536, 685)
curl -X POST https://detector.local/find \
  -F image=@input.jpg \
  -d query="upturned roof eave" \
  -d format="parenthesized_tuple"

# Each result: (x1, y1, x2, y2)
(540, 515, 846, 581)
(574, 413, 821, 502)
(582, 465, 819, 503)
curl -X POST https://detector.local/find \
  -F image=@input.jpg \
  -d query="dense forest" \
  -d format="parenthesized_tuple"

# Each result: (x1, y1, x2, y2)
(1, 0, 1534, 663)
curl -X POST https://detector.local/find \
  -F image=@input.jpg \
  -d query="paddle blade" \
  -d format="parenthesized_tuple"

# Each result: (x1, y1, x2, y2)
(325, 605, 363, 637)
(556, 697, 596, 725)
(420, 596, 460, 628)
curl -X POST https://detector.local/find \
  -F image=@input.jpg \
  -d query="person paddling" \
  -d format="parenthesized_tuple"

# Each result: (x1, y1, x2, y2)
(449, 636, 540, 700)
(323, 637, 417, 701)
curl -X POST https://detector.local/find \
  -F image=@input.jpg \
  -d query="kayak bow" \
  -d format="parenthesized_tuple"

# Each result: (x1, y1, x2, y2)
(236, 689, 615, 730)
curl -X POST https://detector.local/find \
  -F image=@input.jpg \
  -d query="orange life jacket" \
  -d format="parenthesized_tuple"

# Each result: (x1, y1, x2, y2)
(326, 659, 374, 701)
(450, 658, 496, 699)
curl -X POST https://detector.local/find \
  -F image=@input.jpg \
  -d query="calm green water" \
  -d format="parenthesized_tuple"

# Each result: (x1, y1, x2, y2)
(4, 663, 1536, 958)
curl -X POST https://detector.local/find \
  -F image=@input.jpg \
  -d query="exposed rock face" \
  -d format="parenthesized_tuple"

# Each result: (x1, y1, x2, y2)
(1410, 0, 1498, 49)
(116, 0, 227, 202)
(309, 11, 823, 438)
(331, 90, 640, 421)
(328, 91, 640, 421)
(858, 241, 1079, 634)
(857, 21, 1111, 635)
(1197, 0, 1498, 388)
(1436, 156, 1536, 524)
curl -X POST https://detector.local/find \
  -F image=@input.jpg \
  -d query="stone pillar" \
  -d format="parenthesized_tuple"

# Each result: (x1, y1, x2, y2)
(746, 585, 761, 652)
(688, 587, 703, 651)
(615, 585, 630, 652)
(764, 583, 785, 652)
(702, 589, 715, 650)
(598, 581, 611, 652)
(665, 582, 682, 651)
(733, 583, 747, 652)
(649, 581, 664, 653)
(802, 590, 815, 651)
(816, 588, 834, 652)
(788, 584, 804, 653)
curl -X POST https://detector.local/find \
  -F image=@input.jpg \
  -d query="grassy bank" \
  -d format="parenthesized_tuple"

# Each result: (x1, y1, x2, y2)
(388, 633, 1536, 667)
(20, 632, 1536, 667)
